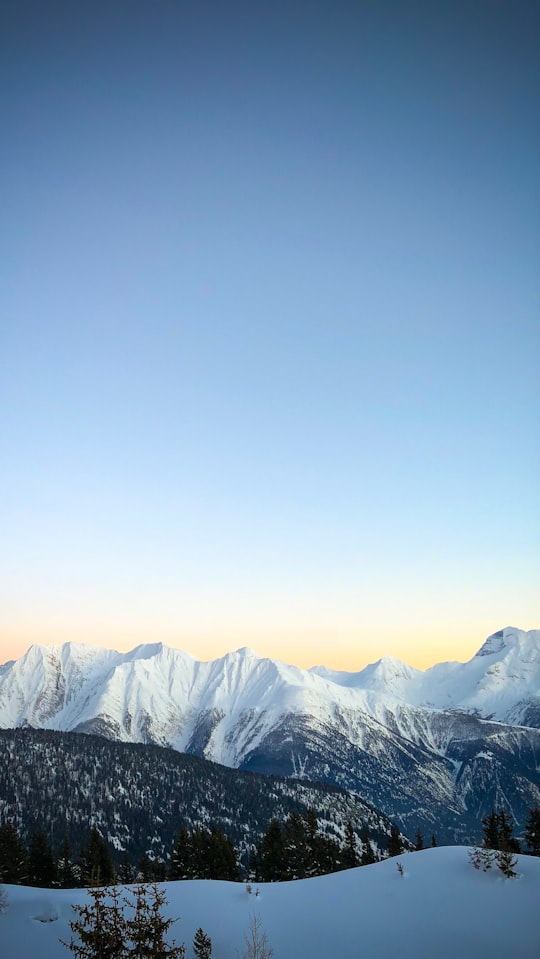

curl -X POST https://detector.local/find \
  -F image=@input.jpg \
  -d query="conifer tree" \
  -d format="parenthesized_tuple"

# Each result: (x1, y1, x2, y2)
(360, 825, 377, 865)
(81, 826, 115, 886)
(0, 821, 27, 883)
(496, 847, 518, 879)
(414, 830, 424, 851)
(28, 829, 57, 887)
(58, 838, 78, 889)
(524, 807, 540, 856)
(256, 819, 286, 882)
(62, 883, 126, 959)
(387, 824, 404, 858)
(143, 882, 185, 959)
(170, 828, 191, 880)
(193, 927, 212, 959)
(342, 820, 357, 869)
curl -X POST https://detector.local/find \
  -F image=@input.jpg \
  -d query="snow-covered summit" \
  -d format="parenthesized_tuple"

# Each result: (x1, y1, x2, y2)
(0, 627, 538, 750)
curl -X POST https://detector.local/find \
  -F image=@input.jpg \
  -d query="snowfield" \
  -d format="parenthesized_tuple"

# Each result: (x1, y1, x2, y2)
(1, 847, 539, 959)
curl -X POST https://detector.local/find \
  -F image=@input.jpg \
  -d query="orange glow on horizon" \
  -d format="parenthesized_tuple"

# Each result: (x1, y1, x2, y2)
(1, 618, 529, 673)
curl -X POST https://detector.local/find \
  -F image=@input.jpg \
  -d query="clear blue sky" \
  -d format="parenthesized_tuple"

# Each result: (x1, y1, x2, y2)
(1, 1, 538, 669)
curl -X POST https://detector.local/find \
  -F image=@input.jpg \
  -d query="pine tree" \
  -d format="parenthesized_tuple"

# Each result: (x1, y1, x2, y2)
(256, 819, 286, 882)
(0, 884, 7, 915)
(387, 824, 404, 858)
(81, 826, 115, 886)
(497, 809, 521, 853)
(414, 830, 424, 851)
(28, 829, 57, 887)
(482, 810, 500, 849)
(193, 927, 212, 959)
(62, 883, 127, 959)
(0, 821, 27, 883)
(57, 838, 77, 889)
(496, 848, 518, 879)
(169, 826, 192, 879)
(482, 808, 520, 853)
(342, 820, 357, 869)
(360, 825, 377, 865)
(524, 807, 540, 856)
(143, 883, 185, 959)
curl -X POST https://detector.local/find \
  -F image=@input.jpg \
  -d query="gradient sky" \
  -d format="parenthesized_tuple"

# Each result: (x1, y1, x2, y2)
(1, 1, 538, 671)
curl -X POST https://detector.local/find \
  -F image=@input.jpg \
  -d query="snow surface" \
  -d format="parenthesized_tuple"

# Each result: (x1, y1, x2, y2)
(1, 848, 539, 959)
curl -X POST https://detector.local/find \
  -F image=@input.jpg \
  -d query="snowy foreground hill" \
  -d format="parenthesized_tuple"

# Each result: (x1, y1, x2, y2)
(1, 626, 539, 841)
(1, 848, 539, 959)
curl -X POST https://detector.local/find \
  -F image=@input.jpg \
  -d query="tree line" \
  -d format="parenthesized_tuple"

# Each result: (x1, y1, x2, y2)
(0, 809, 405, 888)
(3, 805, 537, 890)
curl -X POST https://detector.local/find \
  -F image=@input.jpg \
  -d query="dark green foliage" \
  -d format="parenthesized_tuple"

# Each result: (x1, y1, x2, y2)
(125, 883, 185, 959)
(430, 834, 437, 847)
(387, 824, 404, 858)
(28, 829, 57, 887)
(254, 810, 343, 881)
(81, 826, 115, 885)
(62, 883, 126, 958)
(57, 838, 78, 888)
(496, 848, 518, 879)
(193, 927, 212, 959)
(414, 830, 424, 851)
(170, 827, 191, 880)
(342, 820, 358, 869)
(255, 819, 286, 882)
(168, 826, 238, 881)
(0, 820, 27, 883)
(63, 882, 185, 959)
(0, 727, 393, 875)
(360, 825, 377, 865)
(482, 809, 520, 853)
(524, 806, 540, 855)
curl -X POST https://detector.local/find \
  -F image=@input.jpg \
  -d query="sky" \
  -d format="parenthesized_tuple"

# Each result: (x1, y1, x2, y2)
(1, 1, 538, 671)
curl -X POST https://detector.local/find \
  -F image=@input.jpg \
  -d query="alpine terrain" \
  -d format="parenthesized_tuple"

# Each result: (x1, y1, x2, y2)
(1, 626, 539, 842)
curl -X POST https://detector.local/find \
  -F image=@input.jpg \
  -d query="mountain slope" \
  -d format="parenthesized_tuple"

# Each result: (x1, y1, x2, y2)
(0, 627, 539, 842)
(0, 727, 399, 865)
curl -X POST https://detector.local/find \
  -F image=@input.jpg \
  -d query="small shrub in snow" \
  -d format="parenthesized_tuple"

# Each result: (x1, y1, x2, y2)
(496, 848, 518, 879)
(0, 884, 7, 915)
(396, 861, 404, 877)
(468, 847, 495, 871)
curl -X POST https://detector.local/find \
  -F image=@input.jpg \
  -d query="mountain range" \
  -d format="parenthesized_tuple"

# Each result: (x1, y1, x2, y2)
(1, 626, 539, 842)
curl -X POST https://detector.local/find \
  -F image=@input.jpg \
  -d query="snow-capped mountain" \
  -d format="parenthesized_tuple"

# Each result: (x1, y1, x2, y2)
(1, 627, 539, 842)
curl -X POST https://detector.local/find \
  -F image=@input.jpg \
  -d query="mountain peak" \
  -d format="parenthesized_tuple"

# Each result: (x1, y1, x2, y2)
(474, 626, 523, 658)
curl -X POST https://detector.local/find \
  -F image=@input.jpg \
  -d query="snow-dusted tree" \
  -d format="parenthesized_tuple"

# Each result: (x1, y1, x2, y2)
(496, 848, 518, 879)
(342, 820, 357, 868)
(192, 926, 212, 959)
(524, 807, 540, 856)
(125, 882, 185, 959)
(468, 847, 495, 871)
(242, 915, 273, 959)
(62, 883, 126, 958)
(0, 884, 8, 915)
